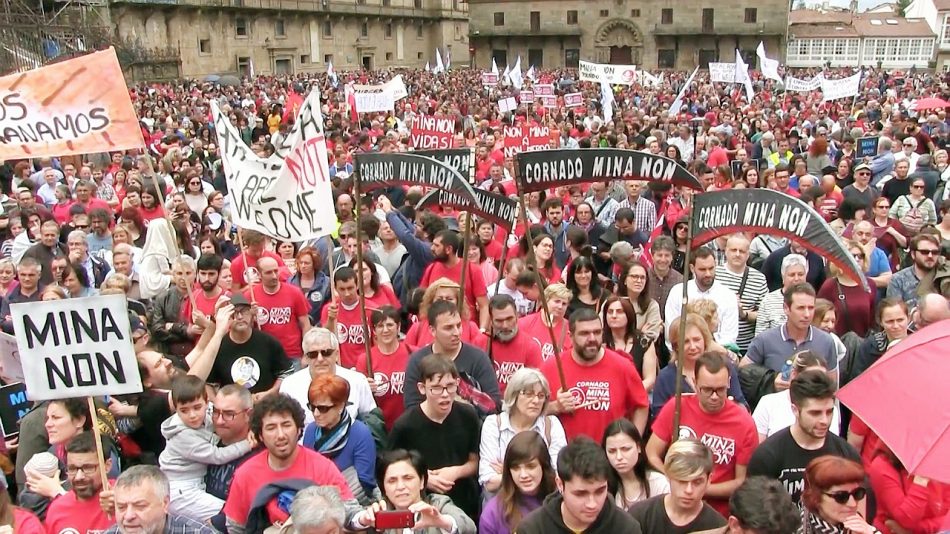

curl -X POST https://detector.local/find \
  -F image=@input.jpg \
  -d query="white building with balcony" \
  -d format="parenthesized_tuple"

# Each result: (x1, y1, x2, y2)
(905, 0, 950, 69)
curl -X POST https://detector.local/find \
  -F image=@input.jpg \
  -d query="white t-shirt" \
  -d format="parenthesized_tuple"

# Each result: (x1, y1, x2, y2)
(752, 389, 840, 438)
(279, 365, 377, 431)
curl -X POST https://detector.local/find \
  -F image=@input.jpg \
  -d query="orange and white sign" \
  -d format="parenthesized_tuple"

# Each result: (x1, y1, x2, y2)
(0, 47, 143, 159)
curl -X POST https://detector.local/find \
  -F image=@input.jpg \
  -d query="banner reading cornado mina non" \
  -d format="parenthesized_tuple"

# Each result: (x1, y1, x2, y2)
(515, 148, 703, 193)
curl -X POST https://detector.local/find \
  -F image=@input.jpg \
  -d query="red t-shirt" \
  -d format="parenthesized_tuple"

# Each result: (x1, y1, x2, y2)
(817, 190, 844, 221)
(139, 204, 165, 222)
(231, 250, 289, 288)
(192, 288, 225, 319)
(14, 509, 43, 534)
(482, 239, 504, 266)
(78, 198, 111, 214)
(404, 319, 486, 352)
(320, 300, 367, 369)
(653, 395, 759, 516)
(45, 489, 114, 534)
(357, 343, 410, 431)
(245, 284, 310, 358)
(491, 330, 543, 394)
(518, 313, 572, 363)
(364, 284, 400, 311)
(224, 448, 353, 527)
(541, 348, 648, 441)
(419, 260, 487, 321)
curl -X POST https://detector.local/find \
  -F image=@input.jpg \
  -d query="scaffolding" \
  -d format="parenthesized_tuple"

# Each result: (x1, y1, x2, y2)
(0, 0, 113, 74)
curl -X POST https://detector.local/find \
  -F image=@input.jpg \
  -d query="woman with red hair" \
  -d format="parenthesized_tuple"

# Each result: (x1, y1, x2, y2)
(801, 455, 879, 533)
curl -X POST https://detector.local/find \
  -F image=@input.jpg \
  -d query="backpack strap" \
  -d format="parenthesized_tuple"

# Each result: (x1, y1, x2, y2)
(543, 416, 552, 444)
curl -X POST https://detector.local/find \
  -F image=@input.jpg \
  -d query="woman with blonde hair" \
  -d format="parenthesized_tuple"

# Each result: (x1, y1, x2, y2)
(651, 313, 747, 417)
(685, 299, 739, 362)
(817, 240, 875, 337)
(0, 258, 17, 297)
(404, 277, 486, 351)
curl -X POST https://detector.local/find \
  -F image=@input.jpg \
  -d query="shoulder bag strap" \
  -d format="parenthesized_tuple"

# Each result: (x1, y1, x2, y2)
(836, 279, 853, 334)
(737, 267, 751, 298)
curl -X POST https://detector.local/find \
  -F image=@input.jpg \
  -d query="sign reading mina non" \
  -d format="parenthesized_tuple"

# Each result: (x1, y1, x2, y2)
(416, 187, 518, 231)
(355, 152, 479, 203)
(11, 295, 142, 401)
(515, 148, 703, 193)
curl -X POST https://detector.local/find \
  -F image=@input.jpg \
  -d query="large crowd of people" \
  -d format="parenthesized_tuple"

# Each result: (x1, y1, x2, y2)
(0, 64, 948, 534)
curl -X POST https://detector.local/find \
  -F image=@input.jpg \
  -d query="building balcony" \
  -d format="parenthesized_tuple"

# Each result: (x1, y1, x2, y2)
(469, 26, 583, 38)
(651, 22, 784, 36)
(109, 0, 466, 20)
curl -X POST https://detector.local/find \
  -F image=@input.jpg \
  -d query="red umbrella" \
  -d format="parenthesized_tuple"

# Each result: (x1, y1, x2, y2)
(838, 319, 950, 483)
(911, 97, 950, 111)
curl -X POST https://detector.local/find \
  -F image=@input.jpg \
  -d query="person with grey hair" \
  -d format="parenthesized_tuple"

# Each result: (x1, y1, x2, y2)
(149, 253, 200, 357)
(912, 292, 950, 330)
(206, 385, 256, 527)
(477, 367, 567, 493)
(21, 219, 66, 285)
(279, 327, 377, 428)
(102, 465, 217, 534)
(869, 136, 896, 187)
(895, 135, 920, 174)
(287, 486, 346, 534)
(908, 153, 941, 198)
(756, 254, 808, 337)
(66, 228, 112, 288)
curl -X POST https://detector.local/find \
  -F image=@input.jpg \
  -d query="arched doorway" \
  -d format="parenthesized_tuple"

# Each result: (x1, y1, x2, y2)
(594, 19, 643, 65)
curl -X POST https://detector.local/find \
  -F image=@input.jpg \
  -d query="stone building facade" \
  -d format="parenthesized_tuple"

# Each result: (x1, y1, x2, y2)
(110, 0, 468, 77)
(468, 0, 789, 70)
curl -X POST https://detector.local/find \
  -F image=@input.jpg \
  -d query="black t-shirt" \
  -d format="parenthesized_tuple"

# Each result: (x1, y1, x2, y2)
(130, 389, 172, 462)
(747, 427, 861, 505)
(628, 495, 726, 534)
(389, 403, 481, 521)
(209, 331, 293, 393)
(882, 177, 912, 205)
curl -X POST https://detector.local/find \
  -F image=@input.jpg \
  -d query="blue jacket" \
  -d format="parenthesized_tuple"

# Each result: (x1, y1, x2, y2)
(386, 210, 434, 301)
(289, 272, 330, 326)
(303, 419, 377, 497)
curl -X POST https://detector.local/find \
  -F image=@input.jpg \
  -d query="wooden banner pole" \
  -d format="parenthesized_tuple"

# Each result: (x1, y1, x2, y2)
(672, 203, 694, 441)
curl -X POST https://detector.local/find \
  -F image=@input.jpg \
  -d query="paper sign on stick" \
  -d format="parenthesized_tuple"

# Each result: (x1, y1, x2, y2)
(0, 47, 144, 159)
(11, 295, 142, 401)
(0, 382, 30, 438)
(0, 332, 23, 383)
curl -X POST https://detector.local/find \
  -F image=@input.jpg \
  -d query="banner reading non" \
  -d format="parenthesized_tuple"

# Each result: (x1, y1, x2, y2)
(0, 382, 30, 438)
(409, 115, 456, 149)
(12, 294, 141, 401)
(503, 124, 551, 158)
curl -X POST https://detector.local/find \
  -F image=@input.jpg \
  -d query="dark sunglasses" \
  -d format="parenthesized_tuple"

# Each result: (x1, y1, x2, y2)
(824, 487, 867, 504)
(915, 249, 940, 256)
(306, 348, 336, 359)
(307, 403, 336, 413)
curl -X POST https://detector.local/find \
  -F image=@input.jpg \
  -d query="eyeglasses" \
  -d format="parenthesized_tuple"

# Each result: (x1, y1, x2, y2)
(427, 383, 459, 396)
(75, 224, 89, 230)
(698, 386, 728, 397)
(627, 274, 647, 281)
(875, 204, 890, 209)
(212, 408, 248, 421)
(306, 349, 336, 359)
(824, 487, 867, 504)
(915, 248, 939, 256)
(519, 390, 547, 401)
(911, 184, 925, 189)
(903, 143, 914, 147)
(307, 402, 338, 413)
(66, 464, 99, 476)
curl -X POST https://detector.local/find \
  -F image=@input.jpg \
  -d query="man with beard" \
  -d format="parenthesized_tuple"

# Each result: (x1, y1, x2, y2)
(419, 229, 490, 329)
(210, 294, 293, 402)
(664, 247, 740, 346)
(223, 394, 358, 534)
(887, 234, 940, 308)
(192, 254, 224, 319)
(486, 295, 542, 394)
(647, 353, 758, 517)
(44, 432, 115, 534)
(246, 256, 311, 362)
(543, 308, 649, 441)
(747, 371, 859, 505)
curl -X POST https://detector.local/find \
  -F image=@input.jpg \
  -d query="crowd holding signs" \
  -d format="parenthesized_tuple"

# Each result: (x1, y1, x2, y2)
(0, 38, 948, 534)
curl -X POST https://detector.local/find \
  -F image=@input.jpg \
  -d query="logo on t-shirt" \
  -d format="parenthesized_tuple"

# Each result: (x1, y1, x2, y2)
(337, 323, 365, 345)
(231, 356, 261, 389)
(373, 371, 404, 396)
(494, 360, 524, 385)
(244, 266, 261, 284)
(257, 306, 292, 326)
(569, 381, 612, 411)
(680, 426, 737, 466)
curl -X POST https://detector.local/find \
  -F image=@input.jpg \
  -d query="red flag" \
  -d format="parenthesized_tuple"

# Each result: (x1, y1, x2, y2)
(640, 198, 670, 268)
(282, 91, 303, 123)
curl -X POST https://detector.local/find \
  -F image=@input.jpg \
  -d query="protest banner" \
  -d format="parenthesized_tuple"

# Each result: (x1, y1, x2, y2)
(0, 382, 30, 438)
(213, 90, 338, 242)
(519, 90, 535, 104)
(538, 95, 558, 108)
(353, 91, 396, 113)
(11, 294, 142, 401)
(691, 189, 868, 290)
(355, 152, 479, 204)
(416, 187, 518, 231)
(498, 97, 518, 113)
(515, 148, 703, 193)
(784, 74, 824, 92)
(409, 114, 456, 149)
(0, 332, 23, 383)
(564, 93, 583, 108)
(482, 73, 499, 86)
(0, 47, 144, 159)
(669, 67, 699, 115)
(857, 136, 879, 158)
(411, 148, 474, 180)
(821, 72, 862, 102)
(533, 84, 555, 96)
(709, 63, 737, 83)
(353, 75, 408, 101)
(578, 60, 638, 85)
(503, 124, 551, 158)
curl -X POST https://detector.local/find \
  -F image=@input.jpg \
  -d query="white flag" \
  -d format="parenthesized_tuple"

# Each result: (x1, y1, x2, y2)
(756, 42, 782, 82)
(509, 56, 524, 90)
(670, 67, 699, 116)
(249, 58, 255, 78)
(735, 49, 754, 103)
(445, 48, 451, 70)
(600, 75, 615, 124)
(491, 57, 499, 75)
(434, 49, 444, 74)
(425, 61, 430, 72)
(526, 65, 537, 82)
(327, 61, 337, 87)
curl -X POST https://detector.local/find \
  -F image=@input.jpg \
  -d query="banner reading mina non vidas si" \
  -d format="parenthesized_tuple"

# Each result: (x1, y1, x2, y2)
(212, 90, 337, 241)
(0, 48, 144, 159)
